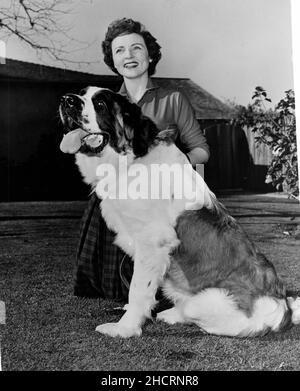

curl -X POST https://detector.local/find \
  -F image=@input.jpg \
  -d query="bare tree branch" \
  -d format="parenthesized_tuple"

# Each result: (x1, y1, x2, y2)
(0, 0, 98, 66)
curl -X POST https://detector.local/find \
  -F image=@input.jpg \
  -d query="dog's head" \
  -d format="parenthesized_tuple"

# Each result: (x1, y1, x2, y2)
(59, 86, 163, 157)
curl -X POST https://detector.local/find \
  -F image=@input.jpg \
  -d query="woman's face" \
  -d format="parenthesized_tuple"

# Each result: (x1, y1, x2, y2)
(111, 33, 150, 79)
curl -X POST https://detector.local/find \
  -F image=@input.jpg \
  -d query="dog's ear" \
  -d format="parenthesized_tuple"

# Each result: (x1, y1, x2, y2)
(115, 108, 134, 142)
(114, 95, 141, 140)
(132, 116, 159, 157)
(115, 95, 159, 157)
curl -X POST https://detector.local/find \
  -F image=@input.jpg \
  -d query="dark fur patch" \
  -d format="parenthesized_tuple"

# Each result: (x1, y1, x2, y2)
(168, 205, 286, 316)
(79, 87, 90, 96)
(91, 90, 160, 157)
(278, 302, 293, 332)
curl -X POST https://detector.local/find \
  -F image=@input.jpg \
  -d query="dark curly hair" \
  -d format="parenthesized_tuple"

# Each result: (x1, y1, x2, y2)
(102, 18, 162, 76)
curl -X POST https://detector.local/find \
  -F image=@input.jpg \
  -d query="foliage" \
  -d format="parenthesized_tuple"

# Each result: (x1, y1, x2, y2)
(234, 87, 298, 198)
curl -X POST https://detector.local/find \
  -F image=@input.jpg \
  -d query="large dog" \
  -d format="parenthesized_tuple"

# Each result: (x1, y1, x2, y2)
(59, 86, 300, 338)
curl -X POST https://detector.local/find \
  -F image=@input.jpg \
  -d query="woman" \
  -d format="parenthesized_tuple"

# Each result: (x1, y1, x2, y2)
(74, 18, 210, 301)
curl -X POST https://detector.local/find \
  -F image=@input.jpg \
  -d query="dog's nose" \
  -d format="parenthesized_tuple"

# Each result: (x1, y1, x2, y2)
(61, 94, 83, 109)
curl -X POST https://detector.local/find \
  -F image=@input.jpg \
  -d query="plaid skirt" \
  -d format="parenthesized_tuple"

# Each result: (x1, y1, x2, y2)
(74, 193, 133, 301)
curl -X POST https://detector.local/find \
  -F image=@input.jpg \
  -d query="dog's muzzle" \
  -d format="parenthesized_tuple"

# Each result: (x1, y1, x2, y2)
(59, 94, 109, 155)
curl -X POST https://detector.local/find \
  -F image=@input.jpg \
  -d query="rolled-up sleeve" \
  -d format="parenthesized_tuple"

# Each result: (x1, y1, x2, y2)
(173, 91, 210, 157)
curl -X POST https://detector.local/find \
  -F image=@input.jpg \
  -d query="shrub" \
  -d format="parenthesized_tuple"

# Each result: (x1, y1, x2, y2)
(235, 87, 298, 198)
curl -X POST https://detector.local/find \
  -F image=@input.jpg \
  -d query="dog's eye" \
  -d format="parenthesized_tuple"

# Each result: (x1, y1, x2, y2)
(96, 101, 107, 111)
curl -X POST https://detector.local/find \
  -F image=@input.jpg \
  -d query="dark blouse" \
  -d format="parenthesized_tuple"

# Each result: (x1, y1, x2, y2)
(118, 79, 210, 156)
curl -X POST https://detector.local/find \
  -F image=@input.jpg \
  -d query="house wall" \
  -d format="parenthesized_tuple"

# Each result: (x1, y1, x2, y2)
(242, 126, 273, 192)
(0, 78, 120, 201)
(201, 119, 273, 193)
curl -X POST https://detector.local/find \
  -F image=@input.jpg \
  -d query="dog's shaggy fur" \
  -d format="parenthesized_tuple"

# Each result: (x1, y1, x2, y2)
(59, 86, 300, 338)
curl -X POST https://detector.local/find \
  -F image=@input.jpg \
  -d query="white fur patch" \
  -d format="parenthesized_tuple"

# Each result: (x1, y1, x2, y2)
(288, 297, 300, 324)
(172, 289, 288, 337)
(83, 86, 102, 100)
(80, 86, 111, 133)
(156, 306, 187, 325)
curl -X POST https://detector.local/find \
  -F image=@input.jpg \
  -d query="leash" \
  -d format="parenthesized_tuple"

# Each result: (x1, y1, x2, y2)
(98, 254, 130, 310)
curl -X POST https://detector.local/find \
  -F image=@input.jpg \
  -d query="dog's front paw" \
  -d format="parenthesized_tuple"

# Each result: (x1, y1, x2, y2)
(95, 322, 142, 338)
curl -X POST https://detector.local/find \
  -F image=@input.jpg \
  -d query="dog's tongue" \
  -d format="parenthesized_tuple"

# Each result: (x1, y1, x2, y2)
(60, 129, 86, 154)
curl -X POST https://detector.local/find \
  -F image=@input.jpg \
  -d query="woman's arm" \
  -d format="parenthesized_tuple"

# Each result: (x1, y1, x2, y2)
(186, 147, 209, 166)
(173, 90, 210, 165)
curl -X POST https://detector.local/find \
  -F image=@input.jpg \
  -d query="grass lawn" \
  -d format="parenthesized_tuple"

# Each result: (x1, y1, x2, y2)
(1, 196, 300, 371)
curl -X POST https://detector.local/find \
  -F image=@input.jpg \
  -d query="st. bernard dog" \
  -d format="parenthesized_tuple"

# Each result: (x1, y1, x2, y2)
(59, 86, 300, 338)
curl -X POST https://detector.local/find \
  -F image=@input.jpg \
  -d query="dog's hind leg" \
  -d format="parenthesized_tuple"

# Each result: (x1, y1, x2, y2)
(156, 306, 187, 325)
(180, 288, 290, 337)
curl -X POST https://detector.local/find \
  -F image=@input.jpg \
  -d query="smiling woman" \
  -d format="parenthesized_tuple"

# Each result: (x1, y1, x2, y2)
(73, 18, 210, 303)
(111, 34, 150, 82)
(102, 18, 162, 78)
